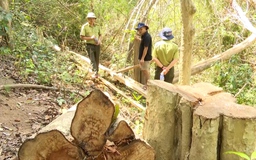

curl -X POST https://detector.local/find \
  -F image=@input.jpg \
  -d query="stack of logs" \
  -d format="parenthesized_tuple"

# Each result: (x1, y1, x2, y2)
(18, 89, 155, 160)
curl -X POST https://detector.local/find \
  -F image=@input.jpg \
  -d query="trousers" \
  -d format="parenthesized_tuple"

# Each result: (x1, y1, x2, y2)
(154, 66, 175, 83)
(86, 44, 100, 73)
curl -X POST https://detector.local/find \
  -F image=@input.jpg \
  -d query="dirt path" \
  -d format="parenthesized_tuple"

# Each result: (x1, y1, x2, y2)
(0, 72, 67, 159)
(0, 56, 144, 160)
(0, 58, 80, 159)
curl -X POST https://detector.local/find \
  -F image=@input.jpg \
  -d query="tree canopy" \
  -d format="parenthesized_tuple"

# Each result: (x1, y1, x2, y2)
(0, 0, 255, 106)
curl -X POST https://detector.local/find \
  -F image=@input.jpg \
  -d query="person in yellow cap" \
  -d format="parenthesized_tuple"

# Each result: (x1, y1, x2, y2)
(80, 12, 102, 78)
(152, 27, 179, 83)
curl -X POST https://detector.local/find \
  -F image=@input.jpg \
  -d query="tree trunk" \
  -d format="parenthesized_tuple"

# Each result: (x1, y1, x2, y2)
(179, 0, 196, 85)
(131, 0, 157, 84)
(172, 33, 256, 83)
(143, 80, 256, 160)
(18, 89, 155, 160)
(133, 39, 146, 84)
(0, 0, 12, 48)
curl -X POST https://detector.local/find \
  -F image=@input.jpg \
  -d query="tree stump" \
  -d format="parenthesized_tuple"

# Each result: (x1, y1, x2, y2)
(143, 80, 256, 160)
(18, 89, 155, 160)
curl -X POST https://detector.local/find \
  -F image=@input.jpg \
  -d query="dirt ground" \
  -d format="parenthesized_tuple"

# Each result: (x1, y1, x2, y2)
(0, 56, 91, 159)
(0, 56, 143, 160)
(0, 71, 70, 159)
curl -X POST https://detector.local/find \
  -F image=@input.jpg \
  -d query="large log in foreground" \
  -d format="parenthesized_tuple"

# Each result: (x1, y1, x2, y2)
(18, 89, 155, 160)
(143, 80, 256, 160)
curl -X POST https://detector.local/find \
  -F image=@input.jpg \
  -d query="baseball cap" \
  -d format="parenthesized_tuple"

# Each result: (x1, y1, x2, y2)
(159, 27, 174, 40)
(135, 22, 149, 30)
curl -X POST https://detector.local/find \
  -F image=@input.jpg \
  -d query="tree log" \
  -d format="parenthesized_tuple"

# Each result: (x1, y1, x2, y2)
(18, 89, 155, 160)
(143, 80, 256, 160)
(69, 51, 147, 97)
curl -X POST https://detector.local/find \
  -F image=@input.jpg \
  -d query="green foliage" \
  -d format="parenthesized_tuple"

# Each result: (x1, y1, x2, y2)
(0, 6, 87, 87)
(0, 7, 12, 36)
(112, 104, 120, 122)
(213, 55, 256, 106)
(225, 151, 256, 160)
(132, 92, 146, 106)
(132, 92, 142, 101)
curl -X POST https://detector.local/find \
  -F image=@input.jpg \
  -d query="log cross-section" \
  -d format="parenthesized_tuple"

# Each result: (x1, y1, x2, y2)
(18, 89, 155, 160)
(143, 80, 256, 160)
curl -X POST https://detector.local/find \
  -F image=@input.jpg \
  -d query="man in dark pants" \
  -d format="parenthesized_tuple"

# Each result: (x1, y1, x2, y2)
(152, 27, 179, 83)
(135, 22, 152, 90)
(80, 12, 102, 78)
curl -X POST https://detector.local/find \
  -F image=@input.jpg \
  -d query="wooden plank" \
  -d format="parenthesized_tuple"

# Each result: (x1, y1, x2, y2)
(116, 64, 140, 73)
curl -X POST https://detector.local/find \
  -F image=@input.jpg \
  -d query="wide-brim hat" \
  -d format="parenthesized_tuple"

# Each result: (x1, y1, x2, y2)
(87, 12, 96, 19)
(135, 22, 149, 30)
(159, 27, 174, 40)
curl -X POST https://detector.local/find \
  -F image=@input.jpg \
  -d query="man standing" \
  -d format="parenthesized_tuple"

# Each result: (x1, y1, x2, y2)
(152, 27, 179, 83)
(80, 12, 102, 78)
(135, 22, 152, 89)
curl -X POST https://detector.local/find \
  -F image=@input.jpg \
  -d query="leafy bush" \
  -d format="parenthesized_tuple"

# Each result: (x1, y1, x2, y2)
(1, 8, 87, 86)
(213, 55, 256, 106)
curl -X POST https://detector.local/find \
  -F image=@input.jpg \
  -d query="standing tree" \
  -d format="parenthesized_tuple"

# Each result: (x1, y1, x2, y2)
(0, 0, 12, 48)
(178, 0, 196, 85)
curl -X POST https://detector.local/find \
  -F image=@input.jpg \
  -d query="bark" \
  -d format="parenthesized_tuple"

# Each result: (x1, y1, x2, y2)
(18, 89, 155, 160)
(143, 80, 256, 160)
(179, 0, 196, 85)
(0, 0, 12, 47)
(133, 39, 146, 84)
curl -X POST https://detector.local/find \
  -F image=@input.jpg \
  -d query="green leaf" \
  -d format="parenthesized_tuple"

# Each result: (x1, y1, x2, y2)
(112, 104, 120, 121)
(251, 151, 256, 160)
(225, 151, 250, 160)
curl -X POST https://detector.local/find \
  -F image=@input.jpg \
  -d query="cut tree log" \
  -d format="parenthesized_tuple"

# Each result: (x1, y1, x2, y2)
(143, 80, 256, 160)
(18, 130, 85, 160)
(69, 51, 147, 97)
(18, 89, 155, 160)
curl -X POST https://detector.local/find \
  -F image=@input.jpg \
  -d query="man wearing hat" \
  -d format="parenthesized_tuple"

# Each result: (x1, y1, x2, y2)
(152, 27, 179, 83)
(80, 12, 102, 78)
(135, 22, 152, 89)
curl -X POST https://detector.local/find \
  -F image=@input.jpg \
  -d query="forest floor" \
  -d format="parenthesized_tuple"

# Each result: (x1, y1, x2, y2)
(0, 55, 143, 160)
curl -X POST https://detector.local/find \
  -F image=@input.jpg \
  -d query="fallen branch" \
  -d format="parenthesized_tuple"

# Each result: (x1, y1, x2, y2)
(0, 84, 59, 90)
(0, 84, 85, 97)
(234, 83, 248, 98)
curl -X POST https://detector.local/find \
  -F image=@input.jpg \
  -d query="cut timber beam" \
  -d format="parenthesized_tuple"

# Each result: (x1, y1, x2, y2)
(99, 77, 145, 111)
(116, 64, 140, 73)
(69, 51, 147, 97)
